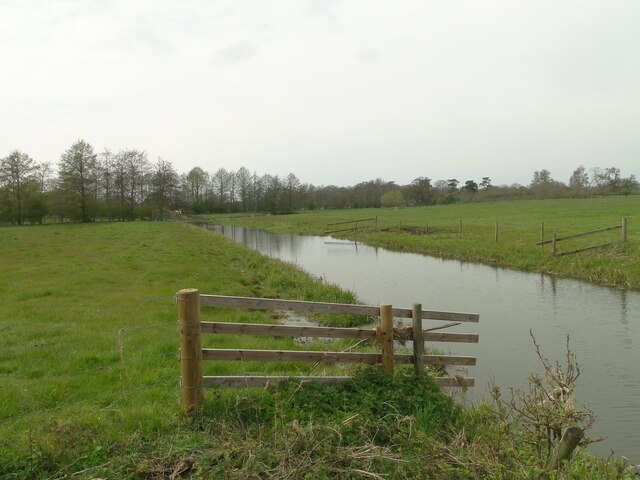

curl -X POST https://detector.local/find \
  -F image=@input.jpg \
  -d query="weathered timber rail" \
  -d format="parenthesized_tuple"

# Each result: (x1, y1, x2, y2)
(178, 290, 479, 412)
(536, 217, 627, 256)
(325, 217, 377, 235)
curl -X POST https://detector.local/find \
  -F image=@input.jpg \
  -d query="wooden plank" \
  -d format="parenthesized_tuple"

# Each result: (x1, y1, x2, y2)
(398, 308, 479, 322)
(203, 375, 475, 388)
(199, 295, 380, 316)
(201, 322, 375, 339)
(199, 295, 480, 323)
(200, 322, 479, 343)
(425, 332, 479, 343)
(203, 375, 352, 388)
(326, 217, 377, 227)
(556, 242, 617, 257)
(202, 348, 476, 366)
(536, 224, 622, 245)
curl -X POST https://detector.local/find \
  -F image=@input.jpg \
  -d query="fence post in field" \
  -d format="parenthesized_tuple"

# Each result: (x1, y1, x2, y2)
(540, 222, 545, 243)
(495, 221, 499, 243)
(380, 304, 395, 376)
(178, 288, 204, 412)
(552, 233, 557, 256)
(622, 217, 627, 242)
(412, 303, 424, 375)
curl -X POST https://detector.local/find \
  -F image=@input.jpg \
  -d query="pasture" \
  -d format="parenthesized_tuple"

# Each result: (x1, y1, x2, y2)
(204, 197, 640, 289)
(1, 220, 635, 478)
(0, 221, 360, 477)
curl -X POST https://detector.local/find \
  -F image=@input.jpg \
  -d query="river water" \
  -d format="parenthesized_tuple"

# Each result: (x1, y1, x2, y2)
(202, 223, 639, 462)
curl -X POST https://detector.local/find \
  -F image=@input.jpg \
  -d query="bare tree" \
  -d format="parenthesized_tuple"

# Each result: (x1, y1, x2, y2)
(151, 158, 179, 220)
(58, 140, 99, 222)
(0, 150, 38, 224)
(99, 149, 115, 220)
(184, 166, 209, 212)
(285, 173, 300, 212)
(212, 168, 230, 212)
(235, 167, 251, 212)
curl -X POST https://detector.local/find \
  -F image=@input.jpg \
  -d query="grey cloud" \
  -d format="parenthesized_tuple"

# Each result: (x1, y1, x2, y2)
(353, 48, 381, 64)
(211, 41, 258, 64)
(308, 0, 342, 14)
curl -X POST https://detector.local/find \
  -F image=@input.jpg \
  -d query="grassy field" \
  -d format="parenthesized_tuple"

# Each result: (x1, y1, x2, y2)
(203, 197, 640, 290)
(1, 221, 634, 479)
(0, 221, 366, 478)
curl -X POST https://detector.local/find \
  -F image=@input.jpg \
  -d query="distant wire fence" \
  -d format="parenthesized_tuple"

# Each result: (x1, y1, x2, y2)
(329, 216, 630, 252)
(536, 217, 628, 256)
(325, 217, 377, 234)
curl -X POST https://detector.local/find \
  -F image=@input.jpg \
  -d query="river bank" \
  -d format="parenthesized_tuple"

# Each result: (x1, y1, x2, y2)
(1, 221, 635, 478)
(202, 197, 640, 290)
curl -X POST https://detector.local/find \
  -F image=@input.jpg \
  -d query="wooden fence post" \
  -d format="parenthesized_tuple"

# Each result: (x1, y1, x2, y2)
(178, 288, 204, 412)
(552, 233, 557, 256)
(495, 221, 499, 243)
(622, 217, 627, 242)
(540, 222, 545, 243)
(380, 304, 394, 376)
(412, 303, 424, 375)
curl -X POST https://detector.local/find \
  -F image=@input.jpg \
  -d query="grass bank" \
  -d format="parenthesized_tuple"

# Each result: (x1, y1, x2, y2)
(203, 197, 640, 290)
(0, 221, 634, 478)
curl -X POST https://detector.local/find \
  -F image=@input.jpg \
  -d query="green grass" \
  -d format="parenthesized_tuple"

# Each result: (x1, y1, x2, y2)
(0, 221, 635, 479)
(203, 197, 640, 289)
(0, 221, 365, 477)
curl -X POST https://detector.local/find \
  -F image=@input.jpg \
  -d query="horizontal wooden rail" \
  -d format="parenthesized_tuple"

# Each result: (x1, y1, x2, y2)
(326, 217, 377, 227)
(200, 321, 479, 343)
(325, 226, 373, 234)
(199, 295, 479, 323)
(180, 291, 480, 410)
(202, 348, 476, 366)
(203, 375, 475, 388)
(536, 224, 621, 246)
(556, 242, 618, 257)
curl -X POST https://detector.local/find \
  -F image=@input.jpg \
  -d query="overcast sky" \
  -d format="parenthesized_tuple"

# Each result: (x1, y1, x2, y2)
(2, 0, 639, 187)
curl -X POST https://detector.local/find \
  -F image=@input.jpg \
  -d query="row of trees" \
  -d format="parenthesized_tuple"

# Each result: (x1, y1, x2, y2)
(1, 140, 638, 224)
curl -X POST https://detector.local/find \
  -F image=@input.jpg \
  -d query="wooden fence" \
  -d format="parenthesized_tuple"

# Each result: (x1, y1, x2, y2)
(325, 217, 377, 235)
(536, 217, 627, 256)
(178, 289, 479, 412)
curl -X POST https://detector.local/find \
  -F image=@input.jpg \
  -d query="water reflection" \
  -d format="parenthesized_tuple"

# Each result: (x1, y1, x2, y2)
(200, 223, 640, 462)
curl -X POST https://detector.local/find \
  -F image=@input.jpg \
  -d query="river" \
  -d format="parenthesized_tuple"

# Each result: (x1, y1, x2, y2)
(201, 223, 639, 462)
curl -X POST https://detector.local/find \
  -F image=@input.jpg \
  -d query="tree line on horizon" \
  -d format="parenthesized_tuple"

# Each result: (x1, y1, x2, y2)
(1, 140, 638, 225)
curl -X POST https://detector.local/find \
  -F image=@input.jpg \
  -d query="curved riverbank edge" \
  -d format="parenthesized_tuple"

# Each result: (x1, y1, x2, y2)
(195, 213, 638, 292)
